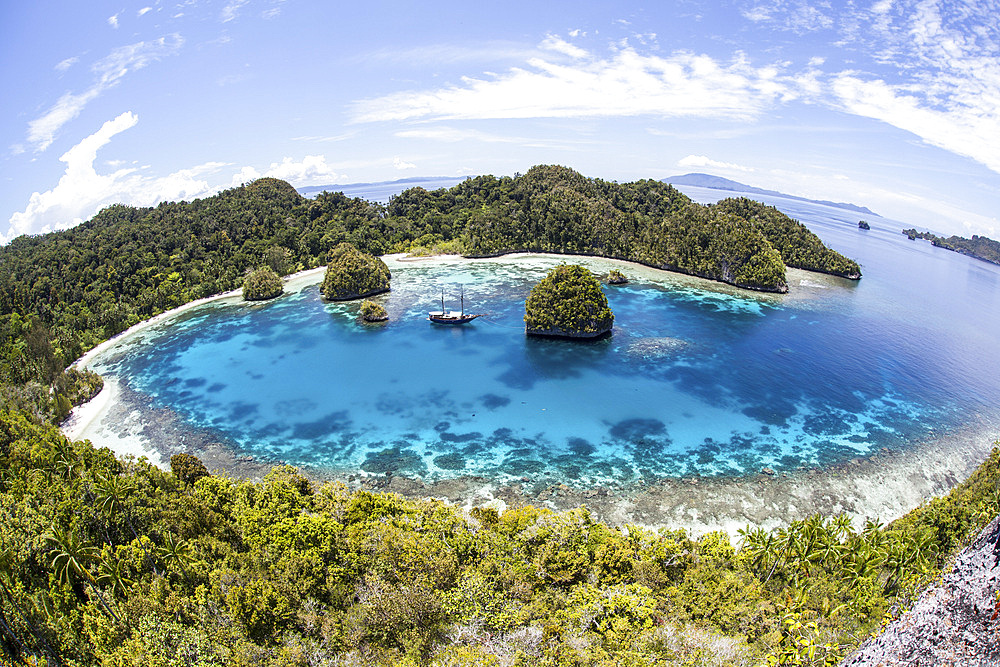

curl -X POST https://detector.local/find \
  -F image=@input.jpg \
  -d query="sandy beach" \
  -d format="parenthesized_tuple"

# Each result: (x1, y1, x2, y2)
(62, 265, 329, 465)
(59, 254, 1000, 536)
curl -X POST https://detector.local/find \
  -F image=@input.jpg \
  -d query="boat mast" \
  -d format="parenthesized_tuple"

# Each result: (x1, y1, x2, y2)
(460, 286, 464, 316)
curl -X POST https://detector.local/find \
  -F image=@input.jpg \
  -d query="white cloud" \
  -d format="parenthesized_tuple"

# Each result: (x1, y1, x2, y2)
(540, 34, 588, 59)
(831, 73, 1000, 174)
(108, 13, 120, 29)
(393, 156, 417, 170)
(678, 155, 755, 172)
(739, 1, 834, 32)
(221, 0, 250, 22)
(232, 155, 344, 187)
(55, 56, 78, 72)
(27, 35, 184, 152)
(138, 7, 152, 17)
(352, 43, 795, 123)
(5, 113, 226, 242)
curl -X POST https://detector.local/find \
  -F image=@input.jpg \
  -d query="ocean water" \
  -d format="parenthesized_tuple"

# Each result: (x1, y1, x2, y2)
(86, 190, 1000, 486)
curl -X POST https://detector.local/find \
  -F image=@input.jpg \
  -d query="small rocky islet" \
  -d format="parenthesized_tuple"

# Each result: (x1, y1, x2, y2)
(320, 242, 391, 301)
(523, 264, 614, 338)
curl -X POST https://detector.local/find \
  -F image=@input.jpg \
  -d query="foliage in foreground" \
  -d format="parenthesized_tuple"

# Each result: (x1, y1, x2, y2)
(1, 410, 997, 667)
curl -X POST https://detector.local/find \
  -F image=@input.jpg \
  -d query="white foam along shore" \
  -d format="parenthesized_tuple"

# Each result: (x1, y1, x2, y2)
(57, 252, 847, 473)
(61, 265, 329, 462)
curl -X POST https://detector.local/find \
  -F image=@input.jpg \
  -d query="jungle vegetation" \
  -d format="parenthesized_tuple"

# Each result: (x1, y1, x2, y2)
(0, 166, 990, 666)
(1, 166, 858, 422)
(242, 267, 284, 302)
(524, 265, 614, 338)
(0, 411, 998, 666)
(320, 243, 392, 302)
(605, 269, 628, 285)
(902, 228, 1000, 267)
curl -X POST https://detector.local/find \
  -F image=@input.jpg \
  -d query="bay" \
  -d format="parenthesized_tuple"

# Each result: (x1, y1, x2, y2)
(75, 187, 1000, 529)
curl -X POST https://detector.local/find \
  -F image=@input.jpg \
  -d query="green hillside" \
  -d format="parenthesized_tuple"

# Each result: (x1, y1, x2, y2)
(0, 411, 996, 665)
(0, 166, 859, 424)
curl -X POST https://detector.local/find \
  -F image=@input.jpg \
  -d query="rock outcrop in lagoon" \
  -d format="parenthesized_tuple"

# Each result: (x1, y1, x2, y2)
(524, 264, 614, 338)
(359, 299, 389, 323)
(242, 266, 284, 301)
(320, 243, 391, 301)
(605, 269, 628, 285)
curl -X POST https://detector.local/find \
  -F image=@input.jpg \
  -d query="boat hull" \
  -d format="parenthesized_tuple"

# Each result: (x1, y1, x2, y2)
(428, 313, 482, 324)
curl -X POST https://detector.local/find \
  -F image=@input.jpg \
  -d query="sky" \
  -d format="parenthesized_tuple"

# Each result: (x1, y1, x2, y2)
(2, 0, 998, 242)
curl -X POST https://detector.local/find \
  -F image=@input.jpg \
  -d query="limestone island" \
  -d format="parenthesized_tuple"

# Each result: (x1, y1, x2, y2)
(524, 264, 614, 338)
(320, 242, 391, 301)
(359, 299, 389, 323)
(242, 266, 283, 301)
(605, 268, 628, 285)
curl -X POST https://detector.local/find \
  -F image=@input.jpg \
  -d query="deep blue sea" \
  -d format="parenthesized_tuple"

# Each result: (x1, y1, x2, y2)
(86, 187, 1000, 486)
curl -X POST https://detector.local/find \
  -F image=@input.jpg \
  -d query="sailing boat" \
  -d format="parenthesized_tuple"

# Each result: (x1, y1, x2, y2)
(428, 286, 482, 324)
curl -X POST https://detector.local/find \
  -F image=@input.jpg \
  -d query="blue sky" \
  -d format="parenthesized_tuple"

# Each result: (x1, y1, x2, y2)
(2, 0, 998, 242)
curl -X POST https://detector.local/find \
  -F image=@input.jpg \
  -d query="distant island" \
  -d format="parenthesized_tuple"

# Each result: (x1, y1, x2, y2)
(902, 228, 1000, 267)
(665, 173, 878, 217)
(297, 176, 467, 200)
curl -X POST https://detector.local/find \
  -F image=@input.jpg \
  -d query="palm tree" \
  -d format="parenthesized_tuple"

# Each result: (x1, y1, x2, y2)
(93, 472, 159, 575)
(94, 473, 135, 518)
(44, 525, 99, 593)
(158, 533, 194, 582)
(43, 525, 121, 625)
(96, 554, 132, 600)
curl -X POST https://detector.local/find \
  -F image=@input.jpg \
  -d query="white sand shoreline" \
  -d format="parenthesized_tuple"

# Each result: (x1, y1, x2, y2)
(56, 251, 996, 538)
(62, 265, 329, 462)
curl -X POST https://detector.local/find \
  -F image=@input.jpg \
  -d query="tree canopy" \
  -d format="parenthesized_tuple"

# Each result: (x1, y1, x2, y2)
(320, 243, 391, 301)
(524, 264, 614, 338)
(242, 266, 283, 301)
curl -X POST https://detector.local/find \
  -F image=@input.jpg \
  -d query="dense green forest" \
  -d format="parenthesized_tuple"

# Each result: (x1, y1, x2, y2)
(902, 228, 1000, 266)
(0, 165, 994, 666)
(524, 265, 614, 338)
(0, 166, 859, 425)
(0, 410, 997, 666)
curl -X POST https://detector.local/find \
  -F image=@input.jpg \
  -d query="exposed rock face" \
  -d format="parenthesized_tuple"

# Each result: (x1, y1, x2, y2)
(858, 220, 871, 230)
(524, 264, 614, 338)
(840, 515, 1000, 667)
(320, 243, 391, 301)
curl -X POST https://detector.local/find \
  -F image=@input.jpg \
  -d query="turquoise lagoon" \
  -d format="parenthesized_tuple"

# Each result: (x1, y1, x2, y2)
(83, 190, 1000, 488)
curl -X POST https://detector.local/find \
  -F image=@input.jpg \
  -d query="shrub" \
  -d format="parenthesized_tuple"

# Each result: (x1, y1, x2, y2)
(171, 452, 210, 486)
(606, 269, 628, 284)
(360, 299, 388, 322)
